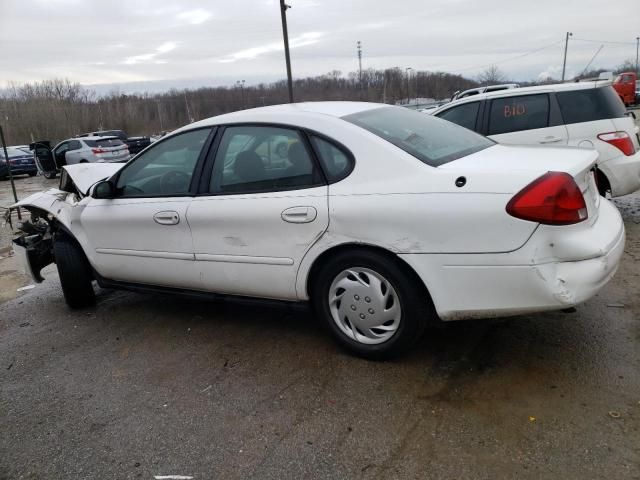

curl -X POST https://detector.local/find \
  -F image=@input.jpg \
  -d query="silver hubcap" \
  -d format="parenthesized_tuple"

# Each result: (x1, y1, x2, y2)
(328, 267, 401, 345)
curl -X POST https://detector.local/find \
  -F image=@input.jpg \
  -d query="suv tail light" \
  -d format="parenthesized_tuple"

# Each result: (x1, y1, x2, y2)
(92, 148, 108, 154)
(506, 172, 587, 225)
(597, 131, 636, 156)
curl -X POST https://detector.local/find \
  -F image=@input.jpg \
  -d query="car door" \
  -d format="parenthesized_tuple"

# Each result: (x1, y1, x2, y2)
(485, 93, 569, 146)
(52, 141, 70, 167)
(435, 101, 482, 132)
(80, 127, 214, 289)
(65, 140, 84, 164)
(188, 125, 329, 300)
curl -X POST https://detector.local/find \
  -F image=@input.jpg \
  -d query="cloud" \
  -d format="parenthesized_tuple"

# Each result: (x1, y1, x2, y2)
(218, 32, 324, 63)
(124, 42, 177, 65)
(177, 8, 212, 25)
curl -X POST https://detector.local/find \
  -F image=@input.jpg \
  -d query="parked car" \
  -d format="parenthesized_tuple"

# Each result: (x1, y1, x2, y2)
(0, 146, 38, 179)
(11, 102, 624, 358)
(451, 83, 519, 101)
(431, 83, 640, 197)
(612, 71, 637, 106)
(78, 129, 151, 155)
(52, 136, 130, 166)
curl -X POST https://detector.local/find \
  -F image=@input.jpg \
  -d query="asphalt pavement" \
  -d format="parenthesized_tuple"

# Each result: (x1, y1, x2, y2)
(0, 174, 639, 480)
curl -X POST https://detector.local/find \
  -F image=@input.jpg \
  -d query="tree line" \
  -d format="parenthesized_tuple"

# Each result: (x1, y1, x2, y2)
(1, 58, 635, 146)
(0, 68, 477, 145)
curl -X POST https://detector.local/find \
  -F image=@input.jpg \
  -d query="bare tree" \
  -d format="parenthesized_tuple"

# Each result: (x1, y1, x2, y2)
(477, 65, 507, 85)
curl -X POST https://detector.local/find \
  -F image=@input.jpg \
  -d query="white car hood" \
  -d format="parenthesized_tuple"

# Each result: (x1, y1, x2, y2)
(62, 163, 123, 194)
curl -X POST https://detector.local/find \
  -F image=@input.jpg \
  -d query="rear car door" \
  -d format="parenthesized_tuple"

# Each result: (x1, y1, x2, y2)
(80, 127, 214, 288)
(485, 93, 568, 146)
(65, 140, 84, 164)
(188, 125, 329, 300)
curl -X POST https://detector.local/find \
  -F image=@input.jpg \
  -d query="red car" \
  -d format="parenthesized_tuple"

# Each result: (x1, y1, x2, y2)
(613, 71, 637, 106)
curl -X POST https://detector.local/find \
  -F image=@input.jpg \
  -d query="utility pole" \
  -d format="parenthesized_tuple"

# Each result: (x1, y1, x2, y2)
(156, 100, 164, 131)
(405, 67, 412, 104)
(561, 31, 573, 82)
(184, 90, 193, 122)
(236, 80, 246, 109)
(636, 36, 639, 75)
(279, 0, 294, 103)
(0, 125, 21, 219)
(357, 40, 363, 99)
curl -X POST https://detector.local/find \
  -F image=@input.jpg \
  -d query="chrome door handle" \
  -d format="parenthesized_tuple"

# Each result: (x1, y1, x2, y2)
(153, 211, 180, 225)
(540, 136, 563, 144)
(281, 206, 317, 224)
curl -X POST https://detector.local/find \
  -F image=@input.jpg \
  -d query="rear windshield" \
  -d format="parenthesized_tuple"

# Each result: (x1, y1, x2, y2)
(84, 138, 124, 148)
(343, 106, 494, 167)
(0, 147, 31, 158)
(556, 86, 627, 125)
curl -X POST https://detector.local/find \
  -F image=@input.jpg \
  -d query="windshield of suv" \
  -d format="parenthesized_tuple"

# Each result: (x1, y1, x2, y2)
(343, 106, 494, 167)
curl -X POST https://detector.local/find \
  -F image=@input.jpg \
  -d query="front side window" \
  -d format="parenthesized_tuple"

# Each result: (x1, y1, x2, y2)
(115, 128, 211, 197)
(210, 126, 323, 194)
(343, 106, 493, 167)
(437, 102, 480, 131)
(488, 94, 549, 135)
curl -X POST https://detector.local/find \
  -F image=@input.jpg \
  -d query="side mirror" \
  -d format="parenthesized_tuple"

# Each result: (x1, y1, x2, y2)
(627, 111, 637, 120)
(92, 180, 115, 199)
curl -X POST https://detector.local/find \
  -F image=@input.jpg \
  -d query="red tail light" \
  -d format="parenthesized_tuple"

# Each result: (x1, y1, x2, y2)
(92, 148, 108, 154)
(506, 172, 587, 225)
(597, 131, 636, 156)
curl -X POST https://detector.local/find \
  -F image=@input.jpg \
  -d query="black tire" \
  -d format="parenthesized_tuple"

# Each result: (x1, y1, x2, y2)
(311, 250, 433, 360)
(43, 171, 57, 179)
(53, 238, 95, 309)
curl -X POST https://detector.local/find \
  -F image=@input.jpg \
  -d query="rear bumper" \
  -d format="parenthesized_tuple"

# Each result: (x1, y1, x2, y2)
(0, 163, 37, 177)
(400, 199, 625, 321)
(598, 150, 640, 197)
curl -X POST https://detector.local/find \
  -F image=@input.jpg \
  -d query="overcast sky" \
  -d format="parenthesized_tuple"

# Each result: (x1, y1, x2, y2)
(0, 0, 638, 93)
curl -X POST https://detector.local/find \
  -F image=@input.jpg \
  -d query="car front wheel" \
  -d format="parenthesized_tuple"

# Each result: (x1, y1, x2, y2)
(53, 237, 95, 308)
(311, 250, 431, 359)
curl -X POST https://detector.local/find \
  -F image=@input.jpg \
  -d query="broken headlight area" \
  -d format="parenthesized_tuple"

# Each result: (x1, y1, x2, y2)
(12, 209, 55, 283)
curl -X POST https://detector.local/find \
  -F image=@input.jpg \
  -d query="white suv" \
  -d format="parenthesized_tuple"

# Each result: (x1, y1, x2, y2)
(432, 83, 640, 197)
(52, 136, 130, 167)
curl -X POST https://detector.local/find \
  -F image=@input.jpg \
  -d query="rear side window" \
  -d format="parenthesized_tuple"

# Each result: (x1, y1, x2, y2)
(343, 107, 493, 167)
(556, 87, 627, 124)
(310, 136, 353, 182)
(84, 138, 124, 148)
(210, 126, 324, 194)
(437, 102, 480, 131)
(488, 94, 549, 135)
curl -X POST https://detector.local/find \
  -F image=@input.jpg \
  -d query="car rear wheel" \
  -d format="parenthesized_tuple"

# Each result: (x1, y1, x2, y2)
(311, 250, 431, 359)
(53, 238, 95, 309)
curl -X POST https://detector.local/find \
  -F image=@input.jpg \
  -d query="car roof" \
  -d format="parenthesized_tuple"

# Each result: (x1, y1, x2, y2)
(435, 81, 611, 112)
(183, 101, 385, 130)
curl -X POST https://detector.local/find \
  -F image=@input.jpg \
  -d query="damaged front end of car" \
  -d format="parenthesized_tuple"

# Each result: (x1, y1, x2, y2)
(6, 163, 122, 283)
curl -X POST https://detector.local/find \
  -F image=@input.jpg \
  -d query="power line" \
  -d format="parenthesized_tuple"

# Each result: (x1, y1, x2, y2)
(572, 38, 636, 46)
(447, 39, 564, 74)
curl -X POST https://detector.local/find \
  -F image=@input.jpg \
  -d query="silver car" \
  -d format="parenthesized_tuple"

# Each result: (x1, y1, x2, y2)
(52, 136, 130, 166)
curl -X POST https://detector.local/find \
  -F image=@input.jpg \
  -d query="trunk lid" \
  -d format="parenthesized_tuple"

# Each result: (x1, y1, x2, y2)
(440, 144, 600, 224)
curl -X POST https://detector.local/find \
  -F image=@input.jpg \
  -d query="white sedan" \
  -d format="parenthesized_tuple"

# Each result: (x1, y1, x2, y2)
(11, 102, 625, 359)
